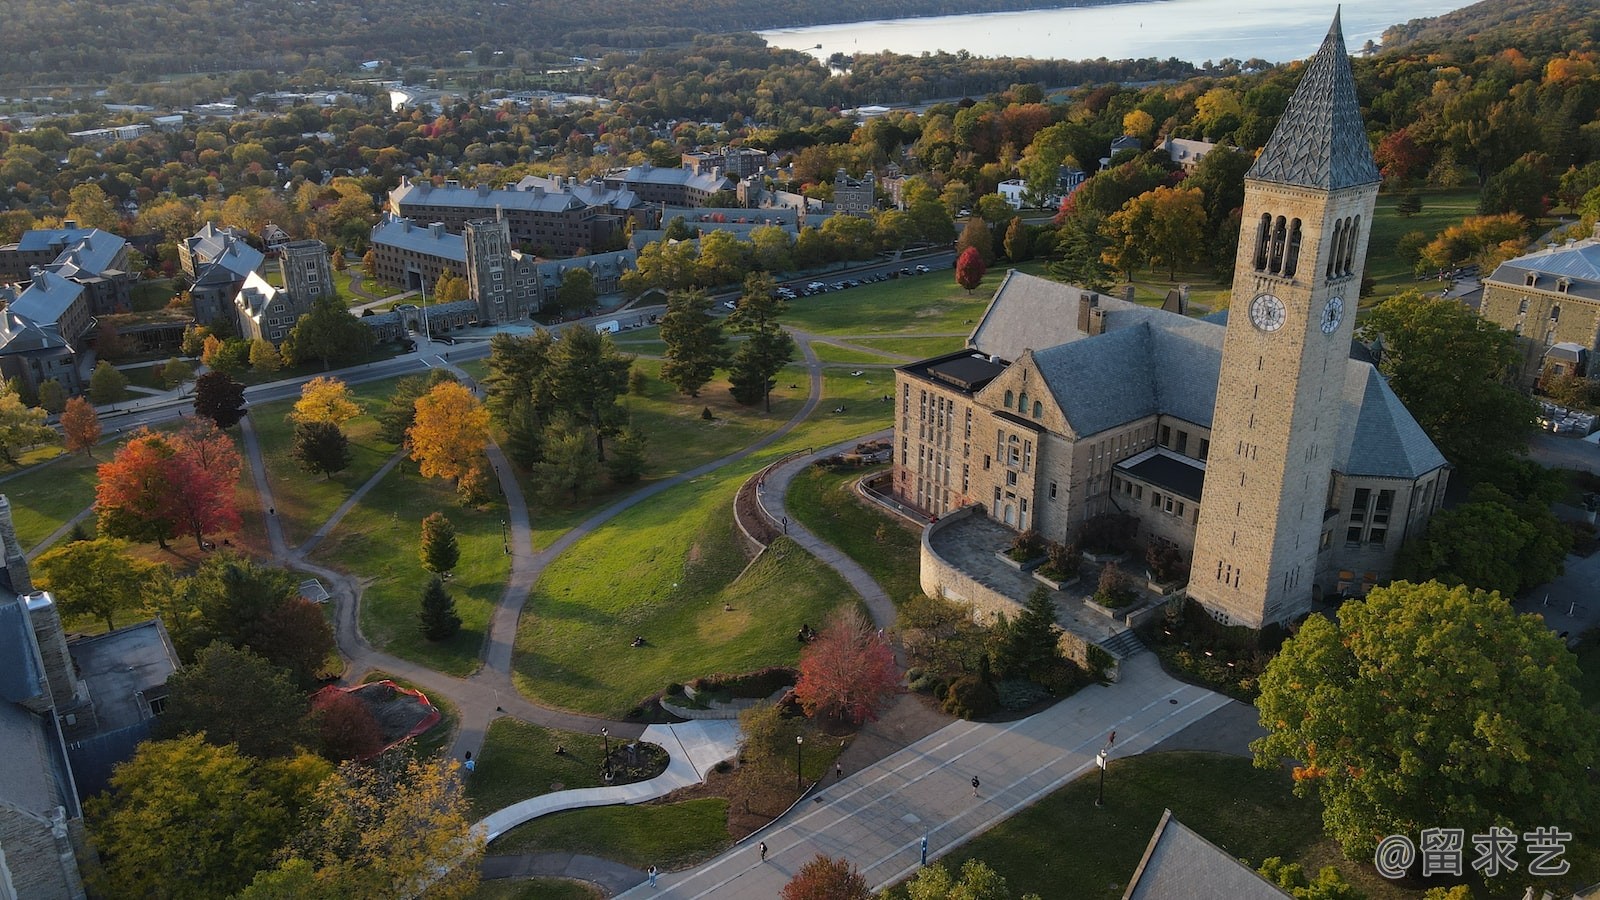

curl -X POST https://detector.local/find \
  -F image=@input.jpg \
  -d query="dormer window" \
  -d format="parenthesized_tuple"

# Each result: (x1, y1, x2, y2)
(1004, 390, 1014, 408)
(1525, 273, 1538, 287)
(1557, 278, 1571, 294)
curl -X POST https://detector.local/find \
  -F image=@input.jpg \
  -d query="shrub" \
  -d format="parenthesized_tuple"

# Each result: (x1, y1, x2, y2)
(996, 679, 1051, 710)
(1038, 538, 1080, 581)
(1007, 529, 1046, 562)
(1081, 513, 1138, 555)
(941, 674, 999, 719)
(1144, 539, 1187, 584)
(1093, 561, 1136, 608)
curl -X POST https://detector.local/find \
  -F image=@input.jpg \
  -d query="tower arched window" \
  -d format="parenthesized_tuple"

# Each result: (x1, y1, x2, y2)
(1018, 391, 1029, 413)
(1283, 219, 1302, 278)
(1254, 213, 1271, 271)
(1326, 219, 1343, 279)
(1269, 216, 1287, 273)
(1342, 216, 1360, 275)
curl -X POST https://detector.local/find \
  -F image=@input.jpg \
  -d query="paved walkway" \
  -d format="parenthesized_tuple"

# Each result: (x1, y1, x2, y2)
(621, 654, 1231, 898)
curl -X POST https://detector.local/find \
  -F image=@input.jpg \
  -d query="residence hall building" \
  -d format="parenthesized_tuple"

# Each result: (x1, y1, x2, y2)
(892, 14, 1449, 629)
(232, 239, 333, 344)
(1477, 222, 1600, 387)
(388, 176, 630, 257)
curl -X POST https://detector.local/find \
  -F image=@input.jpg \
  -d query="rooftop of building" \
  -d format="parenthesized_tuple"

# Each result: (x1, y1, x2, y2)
(898, 350, 1007, 396)
(67, 618, 179, 735)
(1486, 227, 1600, 303)
(1123, 809, 1292, 900)
(1116, 447, 1207, 501)
(370, 215, 468, 263)
(7, 270, 85, 326)
(392, 177, 588, 214)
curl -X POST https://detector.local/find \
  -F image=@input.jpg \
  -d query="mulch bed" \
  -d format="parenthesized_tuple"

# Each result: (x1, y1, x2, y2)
(345, 681, 442, 746)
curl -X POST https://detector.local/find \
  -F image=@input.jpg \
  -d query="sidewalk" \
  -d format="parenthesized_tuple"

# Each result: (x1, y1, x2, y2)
(477, 720, 740, 841)
(621, 654, 1230, 898)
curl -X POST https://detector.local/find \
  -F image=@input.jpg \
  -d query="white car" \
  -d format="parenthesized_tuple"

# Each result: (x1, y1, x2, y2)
(723, 300, 737, 310)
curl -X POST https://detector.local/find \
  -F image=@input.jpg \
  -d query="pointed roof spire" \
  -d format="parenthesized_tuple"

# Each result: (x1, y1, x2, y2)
(1247, 9, 1379, 190)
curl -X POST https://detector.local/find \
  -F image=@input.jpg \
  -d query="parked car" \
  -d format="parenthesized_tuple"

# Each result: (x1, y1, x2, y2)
(915, 264, 930, 273)
(722, 300, 738, 310)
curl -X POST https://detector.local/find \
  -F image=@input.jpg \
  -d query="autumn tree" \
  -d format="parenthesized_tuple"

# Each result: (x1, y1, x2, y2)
(556, 267, 598, 314)
(906, 859, 1026, 900)
(408, 380, 490, 482)
(96, 423, 242, 551)
(249, 752, 483, 899)
(162, 357, 194, 390)
(61, 395, 101, 455)
(955, 245, 987, 292)
(193, 370, 248, 428)
(291, 375, 360, 426)
(34, 538, 159, 631)
(88, 359, 129, 405)
(1417, 213, 1526, 272)
(726, 272, 794, 412)
(377, 369, 456, 445)
(546, 325, 633, 460)
(311, 689, 385, 762)
(433, 268, 469, 303)
(154, 642, 315, 759)
(282, 295, 374, 370)
(66, 182, 121, 231)
(419, 511, 460, 574)
(419, 574, 462, 641)
(1373, 128, 1429, 183)
(1103, 185, 1207, 279)
(659, 288, 728, 397)
(38, 379, 66, 414)
(249, 337, 283, 372)
(292, 420, 352, 478)
(86, 735, 330, 900)
(181, 324, 209, 357)
(1002, 216, 1031, 262)
(781, 855, 872, 900)
(956, 215, 994, 265)
(795, 607, 898, 725)
(1252, 581, 1598, 863)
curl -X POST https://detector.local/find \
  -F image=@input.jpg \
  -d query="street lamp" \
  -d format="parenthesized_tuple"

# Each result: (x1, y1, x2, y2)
(602, 727, 611, 781)
(1095, 730, 1116, 808)
(795, 735, 804, 792)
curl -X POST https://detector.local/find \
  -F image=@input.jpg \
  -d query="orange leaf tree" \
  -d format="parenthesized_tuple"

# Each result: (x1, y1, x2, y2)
(794, 607, 898, 725)
(61, 395, 101, 456)
(781, 854, 872, 900)
(407, 380, 489, 483)
(95, 422, 242, 550)
(291, 375, 360, 426)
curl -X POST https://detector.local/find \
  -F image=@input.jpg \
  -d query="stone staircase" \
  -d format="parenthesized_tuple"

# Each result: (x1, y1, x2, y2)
(1098, 628, 1148, 660)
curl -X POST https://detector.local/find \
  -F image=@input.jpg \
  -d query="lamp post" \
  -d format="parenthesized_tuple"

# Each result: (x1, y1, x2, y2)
(795, 735, 804, 792)
(602, 726, 611, 780)
(1095, 730, 1116, 808)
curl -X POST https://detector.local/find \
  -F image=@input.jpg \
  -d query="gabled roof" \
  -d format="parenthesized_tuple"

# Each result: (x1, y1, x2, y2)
(0, 311, 72, 355)
(967, 270, 1133, 360)
(8, 270, 84, 326)
(235, 270, 284, 317)
(1246, 12, 1380, 191)
(392, 178, 588, 214)
(46, 230, 128, 278)
(1123, 809, 1291, 900)
(370, 215, 467, 264)
(15, 226, 95, 253)
(1342, 365, 1448, 479)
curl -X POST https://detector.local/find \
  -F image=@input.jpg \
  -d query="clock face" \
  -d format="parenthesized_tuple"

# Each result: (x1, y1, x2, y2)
(1249, 293, 1286, 332)
(1321, 296, 1344, 334)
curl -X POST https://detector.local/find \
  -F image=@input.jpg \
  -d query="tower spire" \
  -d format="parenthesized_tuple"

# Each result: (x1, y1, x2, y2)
(1247, 10, 1378, 191)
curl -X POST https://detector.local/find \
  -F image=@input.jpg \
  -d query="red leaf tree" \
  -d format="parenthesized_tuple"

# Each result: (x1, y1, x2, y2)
(780, 854, 872, 900)
(794, 607, 898, 725)
(311, 689, 385, 762)
(61, 396, 101, 456)
(95, 422, 242, 550)
(955, 245, 987, 293)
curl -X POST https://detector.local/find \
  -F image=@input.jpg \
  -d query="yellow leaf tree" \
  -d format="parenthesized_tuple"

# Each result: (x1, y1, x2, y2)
(291, 376, 360, 426)
(407, 381, 489, 482)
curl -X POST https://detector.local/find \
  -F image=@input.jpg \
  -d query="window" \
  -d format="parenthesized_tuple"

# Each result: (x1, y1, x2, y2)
(1176, 431, 1188, 455)
(1283, 219, 1302, 278)
(1018, 391, 1028, 412)
(147, 695, 168, 715)
(1326, 218, 1343, 279)
(1159, 425, 1171, 447)
(1006, 470, 1018, 486)
(1197, 438, 1209, 460)
(1254, 213, 1271, 270)
(1269, 215, 1287, 273)
(1004, 389, 1014, 408)
(1347, 526, 1362, 544)
(983, 454, 991, 470)
(1518, 298, 1529, 315)
(1032, 400, 1043, 418)
(1049, 481, 1057, 500)
(1551, 304, 1561, 322)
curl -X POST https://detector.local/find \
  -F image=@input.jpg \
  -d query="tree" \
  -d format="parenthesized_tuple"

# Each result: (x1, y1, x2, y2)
(1373, 128, 1429, 184)
(166, 419, 245, 549)
(433, 269, 469, 303)
(38, 379, 66, 414)
(483, 331, 553, 425)
(1251, 581, 1598, 863)
(659, 289, 728, 397)
(377, 370, 455, 445)
(906, 859, 1020, 900)
(726, 273, 794, 413)
(994, 586, 1064, 681)
(1257, 858, 1365, 900)
(556, 267, 597, 314)
(503, 397, 544, 470)
(1478, 156, 1551, 221)
(256, 752, 482, 899)
(1103, 185, 1207, 279)
(95, 424, 241, 551)
(1002, 216, 1031, 262)
(361, 248, 377, 277)
(89, 359, 130, 405)
(408, 380, 490, 482)
(1357, 291, 1537, 482)
(605, 426, 648, 485)
(534, 421, 602, 503)
(1396, 481, 1567, 596)
(181, 324, 209, 358)
(546, 326, 633, 460)
(86, 735, 329, 900)
(311, 689, 385, 762)
(34, 538, 158, 631)
(1394, 190, 1422, 218)
(292, 420, 352, 478)
(154, 642, 315, 758)
(955, 246, 987, 293)
(781, 854, 872, 900)
(61, 395, 101, 456)
(956, 216, 994, 265)
(420, 511, 460, 574)
(194, 370, 248, 428)
(249, 337, 283, 372)
(66, 181, 121, 231)
(419, 574, 462, 641)
(292, 375, 360, 426)
(282, 295, 375, 370)
(162, 357, 195, 390)
(795, 607, 898, 725)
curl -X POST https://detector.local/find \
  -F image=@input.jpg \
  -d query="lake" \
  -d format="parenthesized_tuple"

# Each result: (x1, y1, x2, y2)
(758, 0, 1472, 65)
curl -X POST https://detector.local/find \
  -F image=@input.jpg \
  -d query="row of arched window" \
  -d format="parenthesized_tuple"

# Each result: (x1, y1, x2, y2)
(1003, 389, 1044, 419)
(1252, 214, 1302, 277)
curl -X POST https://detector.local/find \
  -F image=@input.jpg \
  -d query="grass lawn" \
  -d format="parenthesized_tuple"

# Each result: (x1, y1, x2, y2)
(488, 798, 731, 870)
(513, 457, 862, 716)
(234, 343, 409, 387)
(118, 364, 169, 391)
(1366, 187, 1481, 301)
(782, 270, 999, 337)
(465, 717, 609, 818)
(849, 335, 966, 359)
(474, 879, 601, 900)
(247, 377, 406, 548)
(801, 367, 896, 449)
(0, 447, 111, 552)
(129, 278, 180, 312)
(314, 462, 509, 676)
(898, 751, 1391, 900)
(785, 463, 923, 607)
(809, 341, 903, 365)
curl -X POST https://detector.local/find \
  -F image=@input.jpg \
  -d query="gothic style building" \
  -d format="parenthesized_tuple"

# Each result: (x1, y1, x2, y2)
(892, 15, 1449, 628)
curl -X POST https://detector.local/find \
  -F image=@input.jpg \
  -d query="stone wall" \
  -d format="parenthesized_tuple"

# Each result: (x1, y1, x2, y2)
(0, 805, 86, 900)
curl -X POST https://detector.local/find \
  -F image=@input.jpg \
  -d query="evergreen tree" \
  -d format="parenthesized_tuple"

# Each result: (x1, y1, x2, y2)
(546, 327, 633, 461)
(534, 421, 602, 503)
(1002, 216, 1031, 261)
(290, 420, 351, 478)
(605, 426, 648, 485)
(482, 330, 553, 425)
(503, 396, 544, 470)
(418, 574, 461, 641)
(659, 289, 728, 397)
(419, 511, 460, 574)
(997, 586, 1064, 680)
(725, 273, 795, 412)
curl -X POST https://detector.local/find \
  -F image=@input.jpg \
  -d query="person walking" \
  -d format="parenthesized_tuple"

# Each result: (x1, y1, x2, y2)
(647, 864, 658, 887)
(971, 776, 980, 798)
(835, 762, 844, 781)
(920, 835, 928, 866)
(462, 751, 475, 773)
(759, 841, 768, 862)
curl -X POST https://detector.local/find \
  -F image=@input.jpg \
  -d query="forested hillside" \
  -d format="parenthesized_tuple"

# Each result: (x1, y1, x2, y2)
(1383, 0, 1600, 51)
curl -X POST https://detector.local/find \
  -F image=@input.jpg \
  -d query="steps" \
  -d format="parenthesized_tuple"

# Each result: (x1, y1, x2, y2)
(1098, 628, 1147, 660)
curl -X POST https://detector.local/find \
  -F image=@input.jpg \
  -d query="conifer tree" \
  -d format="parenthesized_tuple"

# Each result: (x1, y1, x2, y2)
(418, 574, 461, 641)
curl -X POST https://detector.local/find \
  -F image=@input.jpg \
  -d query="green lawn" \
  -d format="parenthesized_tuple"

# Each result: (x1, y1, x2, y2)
(786, 463, 923, 607)
(474, 879, 602, 900)
(809, 341, 903, 365)
(0, 429, 160, 552)
(466, 717, 609, 818)
(314, 462, 509, 676)
(248, 377, 409, 548)
(783, 270, 998, 337)
(513, 459, 862, 716)
(129, 278, 180, 312)
(848, 335, 966, 359)
(1366, 187, 1481, 301)
(803, 367, 896, 449)
(119, 364, 168, 391)
(488, 798, 731, 870)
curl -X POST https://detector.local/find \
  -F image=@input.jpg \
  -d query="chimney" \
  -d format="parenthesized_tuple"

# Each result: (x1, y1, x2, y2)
(62, 219, 77, 230)
(1122, 285, 1136, 304)
(1077, 292, 1099, 334)
(429, 222, 444, 238)
(0, 495, 30, 593)
(477, 183, 491, 197)
(24, 592, 84, 711)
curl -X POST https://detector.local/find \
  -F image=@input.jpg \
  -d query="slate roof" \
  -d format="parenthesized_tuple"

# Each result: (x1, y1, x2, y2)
(235, 270, 283, 316)
(15, 226, 95, 253)
(1485, 235, 1600, 303)
(1343, 365, 1449, 479)
(370, 216, 467, 264)
(614, 164, 734, 193)
(1246, 12, 1380, 191)
(7, 270, 84, 326)
(393, 178, 588, 214)
(967, 270, 1135, 360)
(0, 311, 72, 354)
(1124, 809, 1292, 900)
(514, 175, 641, 210)
(45, 230, 128, 278)
(0, 596, 45, 705)
(534, 248, 636, 281)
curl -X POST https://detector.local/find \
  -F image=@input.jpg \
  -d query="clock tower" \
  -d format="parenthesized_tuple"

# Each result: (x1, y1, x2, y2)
(1187, 12, 1381, 628)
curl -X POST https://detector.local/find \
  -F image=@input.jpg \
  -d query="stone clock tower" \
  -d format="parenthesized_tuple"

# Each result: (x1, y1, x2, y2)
(1187, 12, 1381, 628)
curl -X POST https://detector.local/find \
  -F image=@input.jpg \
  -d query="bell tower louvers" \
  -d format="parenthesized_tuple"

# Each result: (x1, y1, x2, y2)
(1187, 12, 1381, 628)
